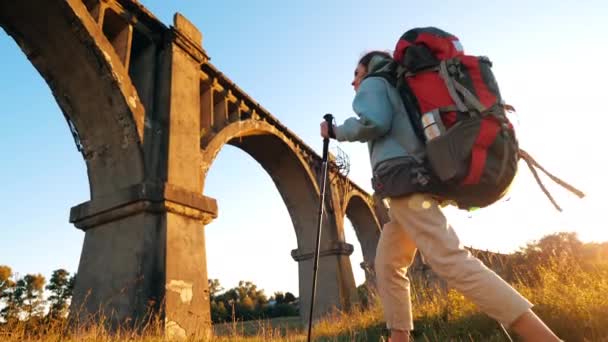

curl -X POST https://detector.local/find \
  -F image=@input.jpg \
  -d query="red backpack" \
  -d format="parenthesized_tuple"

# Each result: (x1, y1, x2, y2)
(390, 27, 584, 210)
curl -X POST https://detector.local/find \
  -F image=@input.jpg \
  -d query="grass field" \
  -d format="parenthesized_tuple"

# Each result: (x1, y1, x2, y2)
(1, 257, 606, 341)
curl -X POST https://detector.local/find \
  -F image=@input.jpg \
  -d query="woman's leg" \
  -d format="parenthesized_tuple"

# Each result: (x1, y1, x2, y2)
(510, 310, 561, 341)
(387, 194, 560, 341)
(375, 218, 418, 342)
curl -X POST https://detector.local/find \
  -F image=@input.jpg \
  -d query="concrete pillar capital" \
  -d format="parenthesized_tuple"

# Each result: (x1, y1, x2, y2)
(70, 182, 217, 230)
(290, 241, 354, 262)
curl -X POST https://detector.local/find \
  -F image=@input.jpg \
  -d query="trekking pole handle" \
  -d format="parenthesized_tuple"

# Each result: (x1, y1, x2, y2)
(324, 113, 334, 137)
(322, 113, 334, 161)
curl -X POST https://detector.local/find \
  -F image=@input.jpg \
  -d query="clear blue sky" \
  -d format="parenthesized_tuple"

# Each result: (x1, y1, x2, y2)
(1, 0, 607, 297)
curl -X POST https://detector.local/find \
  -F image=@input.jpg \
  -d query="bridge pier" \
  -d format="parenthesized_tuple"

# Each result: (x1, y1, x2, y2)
(291, 241, 358, 324)
(66, 12, 217, 339)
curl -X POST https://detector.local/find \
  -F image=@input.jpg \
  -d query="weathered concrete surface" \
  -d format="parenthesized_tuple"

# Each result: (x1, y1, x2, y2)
(1, 0, 386, 336)
(163, 212, 212, 337)
(0, 0, 146, 197)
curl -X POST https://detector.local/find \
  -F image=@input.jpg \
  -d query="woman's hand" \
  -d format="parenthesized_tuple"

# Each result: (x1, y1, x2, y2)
(320, 121, 336, 139)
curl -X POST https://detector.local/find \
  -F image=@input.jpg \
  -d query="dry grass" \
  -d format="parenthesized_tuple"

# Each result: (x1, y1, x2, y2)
(515, 260, 608, 342)
(2, 260, 607, 341)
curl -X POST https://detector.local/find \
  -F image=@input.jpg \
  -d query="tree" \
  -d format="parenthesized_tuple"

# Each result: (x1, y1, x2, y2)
(273, 292, 285, 305)
(504, 232, 591, 284)
(208, 279, 229, 323)
(357, 284, 371, 308)
(238, 295, 255, 320)
(0, 265, 17, 322)
(520, 232, 583, 261)
(208, 280, 298, 322)
(14, 274, 46, 320)
(273, 291, 295, 305)
(236, 280, 267, 309)
(268, 291, 298, 318)
(208, 278, 223, 300)
(284, 292, 296, 304)
(45, 269, 74, 319)
(222, 288, 239, 306)
(210, 300, 229, 323)
(581, 241, 608, 268)
(0, 266, 11, 291)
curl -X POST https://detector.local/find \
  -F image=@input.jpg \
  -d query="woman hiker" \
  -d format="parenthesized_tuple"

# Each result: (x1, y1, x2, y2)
(319, 50, 561, 342)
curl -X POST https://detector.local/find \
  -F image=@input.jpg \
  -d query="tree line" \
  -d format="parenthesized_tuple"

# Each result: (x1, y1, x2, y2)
(208, 279, 299, 323)
(0, 266, 298, 325)
(505, 231, 608, 284)
(0, 267, 74, 324)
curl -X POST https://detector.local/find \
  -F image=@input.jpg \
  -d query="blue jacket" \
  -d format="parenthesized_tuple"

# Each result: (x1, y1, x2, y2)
(335, 76, 425, 170)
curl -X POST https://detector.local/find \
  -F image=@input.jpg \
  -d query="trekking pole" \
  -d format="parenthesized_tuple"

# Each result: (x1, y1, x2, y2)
(307, 113, 334, 342)
(499, 323, 514, 342)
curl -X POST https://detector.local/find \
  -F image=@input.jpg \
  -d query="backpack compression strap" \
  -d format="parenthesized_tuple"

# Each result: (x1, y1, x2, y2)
(519, 149, 586, 211)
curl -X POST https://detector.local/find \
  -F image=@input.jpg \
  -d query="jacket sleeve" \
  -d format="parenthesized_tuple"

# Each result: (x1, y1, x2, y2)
(334, 77, 393, 143)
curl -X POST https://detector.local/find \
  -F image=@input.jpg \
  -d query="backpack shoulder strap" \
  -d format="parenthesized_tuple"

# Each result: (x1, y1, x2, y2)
(366, 64, 426, 143)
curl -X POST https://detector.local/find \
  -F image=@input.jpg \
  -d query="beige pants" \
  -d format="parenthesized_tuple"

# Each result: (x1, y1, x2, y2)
(374, 194, 532, 331)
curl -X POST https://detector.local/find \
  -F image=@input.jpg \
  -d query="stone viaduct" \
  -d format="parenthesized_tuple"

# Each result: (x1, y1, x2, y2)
(1, 0, 391, 337)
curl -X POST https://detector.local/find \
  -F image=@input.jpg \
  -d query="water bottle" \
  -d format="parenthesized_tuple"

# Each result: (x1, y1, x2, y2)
(421, 110, 444, 141)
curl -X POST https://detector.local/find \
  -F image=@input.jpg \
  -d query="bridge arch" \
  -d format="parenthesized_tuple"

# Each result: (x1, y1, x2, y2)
(343, 192, 382, 286)
(0, 0, 146, 197)
(201, 118, 359, 320)
(201, 118, 342, 252)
